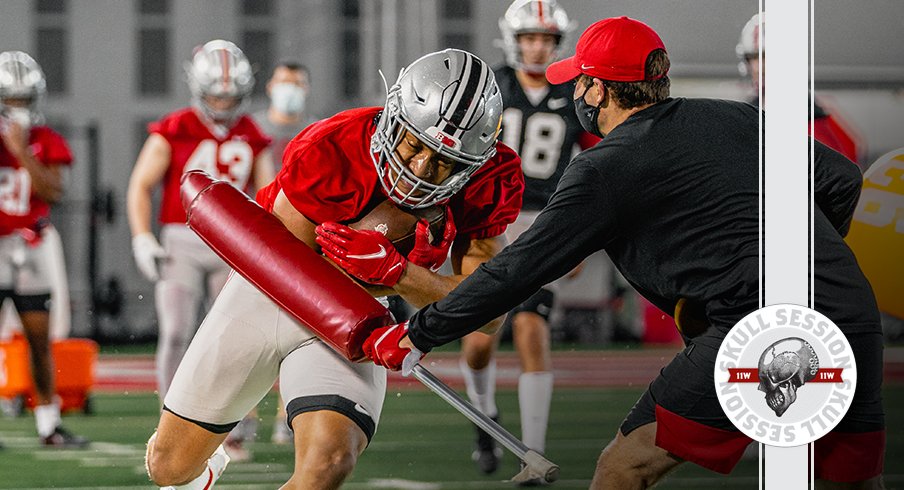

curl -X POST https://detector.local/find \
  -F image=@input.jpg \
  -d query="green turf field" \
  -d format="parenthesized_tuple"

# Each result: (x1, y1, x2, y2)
(0, 386, 901, 489)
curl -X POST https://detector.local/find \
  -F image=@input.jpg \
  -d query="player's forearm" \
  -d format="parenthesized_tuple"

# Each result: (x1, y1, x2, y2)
(17, 153, 63, 203)
(392, 263, 465, 308)
(126, 184, 154, 236)
(394, 265, 505, 334)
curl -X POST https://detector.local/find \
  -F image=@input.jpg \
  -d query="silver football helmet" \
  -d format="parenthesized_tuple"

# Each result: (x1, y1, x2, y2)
(736, 12, 764, 76)
(499, 0, 573, 73)
(184, 40, 254, 124)
(0, 51, 47, 127)
(371, 49, 503, 209)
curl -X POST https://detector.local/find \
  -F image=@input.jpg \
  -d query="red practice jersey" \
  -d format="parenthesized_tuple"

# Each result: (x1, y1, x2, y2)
(150, 108, 271, 224)
(0, 126, 73, 236)
(257, 107, 524, 240)
(811, 109, 860, 165)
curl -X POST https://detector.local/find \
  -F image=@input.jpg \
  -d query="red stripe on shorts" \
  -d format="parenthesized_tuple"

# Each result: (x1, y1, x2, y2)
(654, 404, 752, 474)
(815, 430, 885, 482)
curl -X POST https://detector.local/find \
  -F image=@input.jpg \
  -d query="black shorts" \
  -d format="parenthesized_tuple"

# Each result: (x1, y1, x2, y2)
(510, 287, 555, 321)
(620, 329, 885, 480)
(0, 289, 51, 313)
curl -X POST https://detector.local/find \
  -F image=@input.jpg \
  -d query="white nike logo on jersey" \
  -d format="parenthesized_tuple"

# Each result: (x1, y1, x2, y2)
(354, 403, 371, 416)
(581, 63, 595, 70)
(547, 97, 568, 110)
(347, 245, 387, 260)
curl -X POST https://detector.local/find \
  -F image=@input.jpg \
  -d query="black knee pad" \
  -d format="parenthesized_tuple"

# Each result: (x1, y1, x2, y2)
(161, 405, 239, 434)
(286, 394, 376, 443)
(511, 288, 555, 321)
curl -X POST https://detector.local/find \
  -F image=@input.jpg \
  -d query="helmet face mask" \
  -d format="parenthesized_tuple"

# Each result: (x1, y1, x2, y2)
(371, 49, 503, 209)
(499, 0, 573, 74)
(0, 51, 47, 128)
(184, 40, 254, 125)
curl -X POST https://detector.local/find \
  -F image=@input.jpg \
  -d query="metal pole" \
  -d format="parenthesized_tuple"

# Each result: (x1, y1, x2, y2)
(85, 122, 100, 340)
(410, 364, 559, 484)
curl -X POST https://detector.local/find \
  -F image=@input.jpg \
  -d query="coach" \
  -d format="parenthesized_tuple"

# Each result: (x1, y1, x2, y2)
(363, 16, 885, 489)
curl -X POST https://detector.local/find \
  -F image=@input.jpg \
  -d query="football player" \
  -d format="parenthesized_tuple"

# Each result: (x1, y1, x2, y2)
(737, 12, 861, 163)
(0, 51, 87, 447)
(458, 0, 599, 477)
(127, 39, 274, 406)
(143, 49, 523, 489)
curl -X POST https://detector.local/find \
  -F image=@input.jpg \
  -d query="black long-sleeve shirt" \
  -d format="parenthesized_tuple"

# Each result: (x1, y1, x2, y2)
(407, 97, 878, 352)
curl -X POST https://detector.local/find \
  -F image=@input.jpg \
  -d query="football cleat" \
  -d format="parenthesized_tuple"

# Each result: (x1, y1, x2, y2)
(42, 426, 89, 448)
(472, 416, 503, 475)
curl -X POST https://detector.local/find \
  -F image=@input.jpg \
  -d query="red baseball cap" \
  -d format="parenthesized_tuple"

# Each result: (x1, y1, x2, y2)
(546, 16, 666, 84)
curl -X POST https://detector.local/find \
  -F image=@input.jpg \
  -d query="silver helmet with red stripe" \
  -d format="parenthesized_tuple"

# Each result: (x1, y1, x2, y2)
(184, 40, 254, 124)
(736, 12, 764, 77)
(0, 51, 46, 127)
(372, 49, 503, 209)
(499, 0, 573, 73)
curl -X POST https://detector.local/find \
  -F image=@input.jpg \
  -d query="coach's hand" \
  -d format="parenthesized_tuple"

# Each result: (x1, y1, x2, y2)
(132, 232, 166, 281)
(363, 321, 424, 375)
(407, 206, 455, 272)
(316, 222, 407, 287)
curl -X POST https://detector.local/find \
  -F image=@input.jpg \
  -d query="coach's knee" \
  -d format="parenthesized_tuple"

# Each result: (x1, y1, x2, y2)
(145, 432, 200, 486)
(593, 428, 672, 489)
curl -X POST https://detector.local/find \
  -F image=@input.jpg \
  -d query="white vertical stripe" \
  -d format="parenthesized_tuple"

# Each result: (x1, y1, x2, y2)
(762, 0, 813, 489)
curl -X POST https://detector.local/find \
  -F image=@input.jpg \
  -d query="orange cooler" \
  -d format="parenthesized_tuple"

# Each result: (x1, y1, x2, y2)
(0, 335, 99, 412)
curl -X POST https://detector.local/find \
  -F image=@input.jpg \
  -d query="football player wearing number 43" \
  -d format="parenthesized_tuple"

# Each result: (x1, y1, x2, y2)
(144, 49, 523, 489)
(126, 39, 275, 408)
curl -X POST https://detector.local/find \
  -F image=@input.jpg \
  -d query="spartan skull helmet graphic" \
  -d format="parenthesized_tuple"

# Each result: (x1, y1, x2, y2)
(757, 337, 819, 417)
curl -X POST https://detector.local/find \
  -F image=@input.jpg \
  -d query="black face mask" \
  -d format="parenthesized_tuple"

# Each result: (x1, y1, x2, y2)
(574, 80, 605, 138)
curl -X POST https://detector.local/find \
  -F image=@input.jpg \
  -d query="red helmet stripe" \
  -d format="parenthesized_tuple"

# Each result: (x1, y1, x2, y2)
(220, 49, 230, 92)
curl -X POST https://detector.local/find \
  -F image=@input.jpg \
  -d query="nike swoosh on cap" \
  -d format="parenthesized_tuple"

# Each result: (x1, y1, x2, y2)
(347, 245, 387, 260)
(581, 64, 595, 70)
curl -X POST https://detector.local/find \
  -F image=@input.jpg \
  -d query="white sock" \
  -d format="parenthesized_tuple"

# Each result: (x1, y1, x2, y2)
(34, 403, 61, 437)
(459, 358, 498, 417)
(518, 371, 554, 453)
(161, 444, 230, 489)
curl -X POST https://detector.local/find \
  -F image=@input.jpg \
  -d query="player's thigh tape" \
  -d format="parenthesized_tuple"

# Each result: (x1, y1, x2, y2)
(179, 170, 393, 362)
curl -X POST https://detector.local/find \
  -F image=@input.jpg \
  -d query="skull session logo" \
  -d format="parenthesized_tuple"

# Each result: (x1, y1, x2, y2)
(714, 304, 857, 446)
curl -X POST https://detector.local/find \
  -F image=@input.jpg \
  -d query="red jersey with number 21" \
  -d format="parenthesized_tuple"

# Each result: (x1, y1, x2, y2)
(0, 126, 73, 236)
(150, 108, 271, 224)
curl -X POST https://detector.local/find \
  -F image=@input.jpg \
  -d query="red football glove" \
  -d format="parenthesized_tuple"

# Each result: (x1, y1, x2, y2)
(362, 321, 425, 374)
(406, 206, 456, 273)
(315, 222, 407, 287)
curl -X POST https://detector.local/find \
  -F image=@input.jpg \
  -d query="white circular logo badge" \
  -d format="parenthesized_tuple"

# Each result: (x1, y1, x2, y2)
(714, 304, 857, 447)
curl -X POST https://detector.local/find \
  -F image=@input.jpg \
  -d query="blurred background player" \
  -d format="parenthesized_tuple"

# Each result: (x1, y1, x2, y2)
(250, 60, 317, 446)
(126, 40, 274, 460)
(144, 48, 522, 490)
(0, 51, 87, 447)
(737, 12, 861, 163)
(252, 60, 316, 173)
(459, 0, 598, 478)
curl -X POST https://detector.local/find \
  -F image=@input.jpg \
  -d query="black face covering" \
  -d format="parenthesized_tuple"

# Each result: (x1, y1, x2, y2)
(574, 80, 605, 138)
